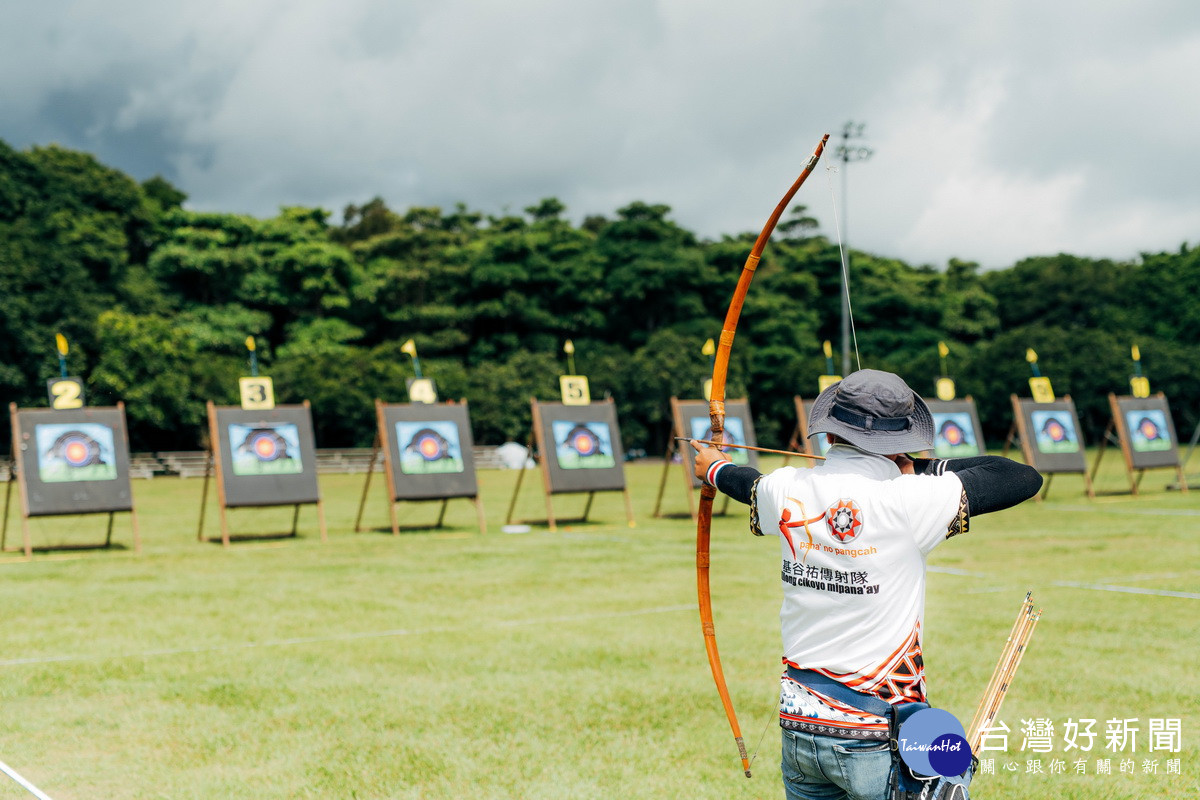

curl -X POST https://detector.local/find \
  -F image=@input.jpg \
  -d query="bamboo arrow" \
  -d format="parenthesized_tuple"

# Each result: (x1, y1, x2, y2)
(676, 437, 825, 460)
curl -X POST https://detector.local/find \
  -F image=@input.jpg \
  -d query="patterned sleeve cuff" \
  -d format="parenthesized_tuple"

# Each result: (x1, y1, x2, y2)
(947, 488, 970, 538)
(705, 459, 733, 487)
(749, 475, 765, 537)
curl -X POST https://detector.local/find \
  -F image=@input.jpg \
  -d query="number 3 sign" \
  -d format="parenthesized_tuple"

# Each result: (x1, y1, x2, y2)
(239, 377, 276, 410)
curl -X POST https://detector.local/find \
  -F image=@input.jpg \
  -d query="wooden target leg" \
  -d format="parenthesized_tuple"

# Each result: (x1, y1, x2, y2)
(2, 466, 14, 551)
(652, 436, 676, 518)
(545, 492, 557, 533)
(435, 498, 449, 529)
(506, 461, 529, 525)
(474, 495, 487, 535)
(22, 514, 32, 559)
(316, 498, 328, 543)
(197, 453, 212, 542)
(105, 512, 115, 547)
(219, 502, 231, 549)
(623, 487, 636, 528)
(1038, 474, 1052, 503)
(291, 504, 301, 537)
(388, 496, 400, 536)
(355, 432, 380, 533)
(130, 507, 142, 554)
(580, 492, 595, 524)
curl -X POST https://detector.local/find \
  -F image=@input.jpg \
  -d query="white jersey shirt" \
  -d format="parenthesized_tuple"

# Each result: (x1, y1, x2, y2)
(750, 444, 968, 731)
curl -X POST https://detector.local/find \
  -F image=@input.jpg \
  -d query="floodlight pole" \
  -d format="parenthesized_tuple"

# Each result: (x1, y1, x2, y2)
(835, 122, 873, 376)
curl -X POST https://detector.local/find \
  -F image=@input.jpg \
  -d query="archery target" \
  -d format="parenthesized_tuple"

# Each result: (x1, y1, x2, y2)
(1031, 410, 1080, 454)
(551, 420, 616, 469)
(930, 411, 979, 457)
(395, 420, 465, 475)
(689, 416, 750, 465)
(1126, 408, 1172, 453)
(228, 422, 304, 476)
(34, 423, 118, 482)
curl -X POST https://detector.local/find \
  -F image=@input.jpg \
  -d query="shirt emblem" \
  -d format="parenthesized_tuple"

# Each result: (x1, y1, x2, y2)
(826, 499, 864, 543)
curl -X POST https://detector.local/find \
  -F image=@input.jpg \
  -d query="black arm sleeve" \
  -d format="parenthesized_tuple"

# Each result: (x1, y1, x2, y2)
(911, 455, 1043, 515)
(711, 463, 762, 506)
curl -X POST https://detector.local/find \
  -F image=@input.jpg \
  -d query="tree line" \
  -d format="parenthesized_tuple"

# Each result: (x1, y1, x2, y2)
(1, 139, 1197, 454)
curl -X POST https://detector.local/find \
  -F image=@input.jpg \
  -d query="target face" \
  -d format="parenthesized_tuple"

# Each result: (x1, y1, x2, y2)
(228, 422, 304, 476)
(689, 416, 750, 465)
(1031, 410, 1080, 454)
(251, 431, 285, 460)
(1125, 408, 1172, 453)
(395, 420, 464, 475)
(928, 406, 982, 457)
(551, 420, 616, 469)
(34, 423, 118, 482)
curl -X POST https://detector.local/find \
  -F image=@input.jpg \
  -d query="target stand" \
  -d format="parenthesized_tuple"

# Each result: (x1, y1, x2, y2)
(3, 403, 141, 558)
(1004, 394, 1094, 501)
(354, 399, 486, 535)
(198, 401, 327, 548)
(785, 396, 832, 464)
(505, 398, 635, 532)
(652, 397, 758, 519)
(1089, 393, 1188, 496)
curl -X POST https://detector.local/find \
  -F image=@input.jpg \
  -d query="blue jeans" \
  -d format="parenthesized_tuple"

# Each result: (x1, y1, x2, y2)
(781, 728, 892, 800)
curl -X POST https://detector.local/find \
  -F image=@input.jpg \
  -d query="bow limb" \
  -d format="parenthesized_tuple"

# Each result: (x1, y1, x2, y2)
(697, 133, 829, 779)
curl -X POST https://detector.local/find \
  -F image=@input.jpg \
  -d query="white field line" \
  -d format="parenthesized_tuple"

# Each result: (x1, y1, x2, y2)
(927, 566, 1200, 600)
(0, 604, 695, 668)
(1048, 504, 1200, 517)
(0, 760, 55, 800)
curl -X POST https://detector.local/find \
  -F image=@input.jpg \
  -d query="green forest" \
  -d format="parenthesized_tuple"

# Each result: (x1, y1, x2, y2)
(2, 139, 1197, 454)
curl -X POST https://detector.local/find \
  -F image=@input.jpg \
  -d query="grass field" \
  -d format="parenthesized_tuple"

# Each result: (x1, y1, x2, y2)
(1, 454, 1197, 799)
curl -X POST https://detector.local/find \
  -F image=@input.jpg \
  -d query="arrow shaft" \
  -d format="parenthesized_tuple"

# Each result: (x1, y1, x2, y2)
(677, 438, 825, 460)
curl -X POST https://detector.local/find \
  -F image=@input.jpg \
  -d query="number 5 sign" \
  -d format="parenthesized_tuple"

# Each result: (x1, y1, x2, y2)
(239, 376, 276, 410)
(559, 375, 591, 406)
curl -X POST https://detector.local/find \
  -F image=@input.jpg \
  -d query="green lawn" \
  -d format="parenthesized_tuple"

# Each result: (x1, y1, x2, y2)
(0, 455, 1197, 799)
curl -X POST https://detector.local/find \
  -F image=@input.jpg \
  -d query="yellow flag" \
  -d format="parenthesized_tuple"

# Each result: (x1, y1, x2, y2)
(701, 338, 715, 356)
(55, 333, 69, 356)
(401, 339, 417, 357)
(823, 340, 833, 359)
(938, 341, 949, 359)
(1025, 348, 1038, 364)
(563, 339, 575, 355)
(1131, 344, 1141, 362)
(245, 335, 256, 352)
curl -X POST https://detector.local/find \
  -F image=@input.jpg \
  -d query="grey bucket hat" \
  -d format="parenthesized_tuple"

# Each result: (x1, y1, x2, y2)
(808, 369, 934, 455)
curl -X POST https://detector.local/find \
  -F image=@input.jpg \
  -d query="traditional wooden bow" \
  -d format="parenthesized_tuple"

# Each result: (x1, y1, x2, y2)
(697, 133, 829, 778)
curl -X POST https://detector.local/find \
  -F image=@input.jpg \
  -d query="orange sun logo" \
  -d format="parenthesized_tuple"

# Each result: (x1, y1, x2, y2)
(825, 499, 864, 543)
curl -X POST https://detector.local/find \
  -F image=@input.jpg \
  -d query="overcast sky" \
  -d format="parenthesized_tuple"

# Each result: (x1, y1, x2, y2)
(2, 1, 1197, 269)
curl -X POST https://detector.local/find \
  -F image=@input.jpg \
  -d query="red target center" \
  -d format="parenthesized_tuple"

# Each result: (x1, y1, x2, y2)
(1047, 422, 1065, 441)
(254, 437, 278, 458)
(65, 441, 89, 464)
(944, 426, 963, 445)
(574, 434, 595, 454)
(1140, 422, 1158, 438)
(419, 438, 441, 458)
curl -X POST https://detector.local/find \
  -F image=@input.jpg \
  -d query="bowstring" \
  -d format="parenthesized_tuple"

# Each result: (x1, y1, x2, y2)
(825, 165, 862, 372)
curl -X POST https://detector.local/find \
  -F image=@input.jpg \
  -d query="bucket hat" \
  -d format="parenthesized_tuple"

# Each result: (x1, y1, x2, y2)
(808, 369, 934, 454)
